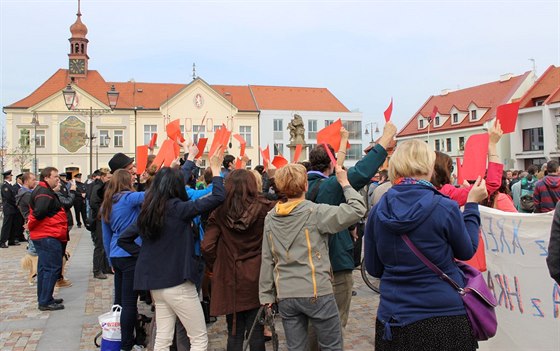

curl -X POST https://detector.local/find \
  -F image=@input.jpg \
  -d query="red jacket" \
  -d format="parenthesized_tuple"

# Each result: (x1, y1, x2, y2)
(28, 182, 68, 242)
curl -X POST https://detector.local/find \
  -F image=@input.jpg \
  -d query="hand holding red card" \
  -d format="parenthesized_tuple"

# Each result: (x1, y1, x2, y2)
(271, 154, 288, 169)
(195, 138, 208, 159)
(461, 133, 489, 182)
(166, 119, 185, 143)
(317, 119, 350, 151)
(496, 101, 520, 134)
(233, 134, 246, 156)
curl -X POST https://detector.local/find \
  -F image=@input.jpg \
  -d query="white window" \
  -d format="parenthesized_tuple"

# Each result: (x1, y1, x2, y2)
(452, 113, 458, 124)
(100, 130, 110, 148)
(213, 125, 221, 132)
(239, 126, 252, 147)
(308, 120, 318, 139)
(274, 143, 284, 156)
(20, 129, 30, 147)
(470, 110, 477, 121)
(273, 119, 283, 140)
(192, 125, 205, 144)
(325, 120, 334, 127)
(35, 130, 45, 148)
(144, 125, 157, 145)
(342, 121, 362, 139)
(347, 144, 362, 160)
(435, 139, 440, 151)
(114, 130, 123, 148)
(459, 137, 465, 151)
(446, 138, 452, 152)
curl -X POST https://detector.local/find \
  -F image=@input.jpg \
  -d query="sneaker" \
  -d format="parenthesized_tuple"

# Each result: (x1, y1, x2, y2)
(56, 278, 73, 288)
(38, 303, 65, 311)
(94, 272, 107, 280)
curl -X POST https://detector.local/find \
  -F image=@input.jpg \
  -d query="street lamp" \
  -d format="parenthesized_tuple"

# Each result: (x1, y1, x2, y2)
(62, 84, 119, 175)
(364, 122, 380, 144)
(31, 112, 40, 174)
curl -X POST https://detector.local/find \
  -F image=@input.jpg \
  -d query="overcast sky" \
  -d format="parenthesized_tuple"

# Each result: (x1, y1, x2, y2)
(1, 0, 559, 134)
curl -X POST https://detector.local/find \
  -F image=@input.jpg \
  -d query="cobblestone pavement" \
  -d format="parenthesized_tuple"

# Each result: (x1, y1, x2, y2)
(0, 227, 379, 350)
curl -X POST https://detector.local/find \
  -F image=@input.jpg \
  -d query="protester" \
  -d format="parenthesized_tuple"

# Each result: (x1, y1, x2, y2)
(28, 167, 67, 311)
(481, 171, 517, 212)
(512, 165, 538, 212)
(123, 149, 225, 351)
(368, 170, 389, 209)
(533, 160, 560, 213)
(547, 202, 560, 285)
(90, 168, 112, 279)
(222, 154, 236, 179)
(260, 163, 366, 350)
(54, 176, 76, 288)
(203, 169, 275, 351)
(364, 139, 488, 350)
(305, 122, 396, 349)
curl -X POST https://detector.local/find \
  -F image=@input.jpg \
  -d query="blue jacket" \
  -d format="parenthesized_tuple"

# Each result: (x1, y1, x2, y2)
(131, 176, 225, 290)
(364, 183, 480, 340)
(102, 191, 144, 261)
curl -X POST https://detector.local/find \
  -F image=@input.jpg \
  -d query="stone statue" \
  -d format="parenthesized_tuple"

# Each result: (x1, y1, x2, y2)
(288, 114, 306, 145)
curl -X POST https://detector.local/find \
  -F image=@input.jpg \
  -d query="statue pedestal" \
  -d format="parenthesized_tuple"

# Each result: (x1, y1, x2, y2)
(288, 143, 311, 163)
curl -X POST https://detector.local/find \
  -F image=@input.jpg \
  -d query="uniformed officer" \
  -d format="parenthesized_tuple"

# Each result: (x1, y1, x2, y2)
(72, 173, 87, 228)
(1, 170, 21, 248)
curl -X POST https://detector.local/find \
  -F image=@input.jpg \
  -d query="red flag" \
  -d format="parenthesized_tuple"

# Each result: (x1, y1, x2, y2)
(136, 145, 149, 175)
(461, 133, 489, 181)
(428, 106, 438, 123)
(271, 154, 289, 169)
(496, 101, 520, 134)
(384, 98, 393, 122)
(317, 119, 350, 151)
(323, 143, 337, 166)
(292, 144, 303, 163)
(195, 138, 208, 159)
(148, 133, 158, 149)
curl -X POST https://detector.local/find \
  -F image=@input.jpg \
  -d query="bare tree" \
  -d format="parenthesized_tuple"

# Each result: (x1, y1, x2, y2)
(7, 128, 32, 172)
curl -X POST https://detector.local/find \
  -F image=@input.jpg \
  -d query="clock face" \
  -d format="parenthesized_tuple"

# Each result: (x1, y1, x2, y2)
(69, 59, 85, 74)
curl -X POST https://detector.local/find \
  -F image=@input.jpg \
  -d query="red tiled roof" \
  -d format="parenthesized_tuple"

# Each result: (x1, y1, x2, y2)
(248, 85, 349, 112)
(6, 70, 349, 113)
(517, 65, 560, 108)
(397, 71, 531, 138)
(211, 85, 258, 111)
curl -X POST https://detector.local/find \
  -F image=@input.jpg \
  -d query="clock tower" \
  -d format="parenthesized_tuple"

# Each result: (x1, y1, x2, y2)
(68, 0, 89, 78)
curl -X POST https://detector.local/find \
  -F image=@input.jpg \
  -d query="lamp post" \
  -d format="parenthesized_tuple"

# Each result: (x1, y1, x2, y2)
(31, 112, 40, 174)
(95, 135, 111, 170)
(364, 122, 380, 145)
(62, 84, 119, 175)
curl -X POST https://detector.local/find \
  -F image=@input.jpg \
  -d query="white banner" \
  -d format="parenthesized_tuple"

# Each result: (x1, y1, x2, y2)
(478, 206, 560, 351)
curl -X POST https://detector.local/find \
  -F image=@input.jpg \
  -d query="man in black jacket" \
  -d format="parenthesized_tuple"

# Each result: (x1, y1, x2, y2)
(72, 173, 87, 228)
(90, 168, 112, 279)
(1, 170, 20, 248)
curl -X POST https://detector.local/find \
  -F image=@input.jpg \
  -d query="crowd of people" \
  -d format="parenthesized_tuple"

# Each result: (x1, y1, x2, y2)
(1, 118, 559, 351)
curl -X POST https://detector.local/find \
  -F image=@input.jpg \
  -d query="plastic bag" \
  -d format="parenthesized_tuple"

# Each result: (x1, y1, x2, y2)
(98, 305, 121, 351)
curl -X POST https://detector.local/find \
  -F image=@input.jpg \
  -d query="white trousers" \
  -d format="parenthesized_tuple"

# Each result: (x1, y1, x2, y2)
(151, 281, 208, 351)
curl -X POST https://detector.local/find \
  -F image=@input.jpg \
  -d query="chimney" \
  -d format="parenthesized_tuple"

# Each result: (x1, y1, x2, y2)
(441, 88, 452, 96)
(499, 73, 513, 82)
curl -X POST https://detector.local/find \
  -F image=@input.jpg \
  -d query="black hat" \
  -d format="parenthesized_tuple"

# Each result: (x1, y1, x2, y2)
(59, 172, 67, 178)
(2, 170, 13, 177)
(109, 153, 134, 173)
(16, 174, 23, 179)
(75, 173, 82, 178)
(66, 172, 73, 180)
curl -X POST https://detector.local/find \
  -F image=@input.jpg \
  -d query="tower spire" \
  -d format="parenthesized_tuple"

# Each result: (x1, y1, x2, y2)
(77, 0, 81, 16)
(192, 63, 197, 80)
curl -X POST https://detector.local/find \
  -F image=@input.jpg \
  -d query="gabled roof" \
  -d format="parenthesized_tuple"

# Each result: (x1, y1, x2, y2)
(6, 69, 349, 114)
(517, 65, 560, 108)
(248, 85, 349, 112)
(397, 71, 531, 138)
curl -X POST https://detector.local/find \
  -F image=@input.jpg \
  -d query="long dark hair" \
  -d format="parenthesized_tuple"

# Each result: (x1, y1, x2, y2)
(217, 169, 258, 219)
(431, 151, 453, 188)
(137, 167, 188, 240)
(100, 169, 134, 222)
(482, 171, 511, 208)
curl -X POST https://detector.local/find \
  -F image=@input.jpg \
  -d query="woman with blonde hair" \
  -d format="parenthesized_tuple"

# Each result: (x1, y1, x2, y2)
(364, 139, 488, 350)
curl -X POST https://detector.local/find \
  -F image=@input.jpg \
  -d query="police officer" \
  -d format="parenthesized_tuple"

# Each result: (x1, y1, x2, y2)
(1, 170, 21, 248)
(72, 173, 87, 228)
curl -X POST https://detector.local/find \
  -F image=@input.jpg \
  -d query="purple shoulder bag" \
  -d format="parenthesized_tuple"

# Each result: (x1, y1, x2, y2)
(402, 234, 498, 341)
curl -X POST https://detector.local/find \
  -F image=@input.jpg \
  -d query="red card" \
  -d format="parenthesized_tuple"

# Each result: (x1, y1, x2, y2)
(151, 140, 173, 171)
(323, 143, 337, 166)
(209, 127, 225, 157)
(148, 133, 158, 149)
(461, 133, 489, 181)
(496, 101, 520, 134)
(456, 157, 464, 185)
(235, 158, 243, 169)
(163, 140, 177, 167)
(136, 145, 149, 175)
(260, 146, 270, 169)
(166, 119, 185, 142)
(292, 144, 303, 163)
(233, 134, 246, 156)
(384, 98, 393, 122)
(317, 119, 350, 151)
(195, 138, 208, 159)
(173, 141, 180, 158)
(272, 155, 289, 169)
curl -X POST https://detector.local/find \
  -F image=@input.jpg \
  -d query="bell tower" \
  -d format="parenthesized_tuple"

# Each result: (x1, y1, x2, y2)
(68, 0, 89, 78)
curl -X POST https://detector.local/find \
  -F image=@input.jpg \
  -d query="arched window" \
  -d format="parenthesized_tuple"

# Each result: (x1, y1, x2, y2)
(81, 43, 85, 53)
(75, 43, 80, 53)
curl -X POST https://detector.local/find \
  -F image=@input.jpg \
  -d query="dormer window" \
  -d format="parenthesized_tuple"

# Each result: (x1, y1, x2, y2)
(452, 113, 459, 124)
(470, 110, 477, 121)
(435, 116, 440, 126)
(419, 119, 424, 128)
